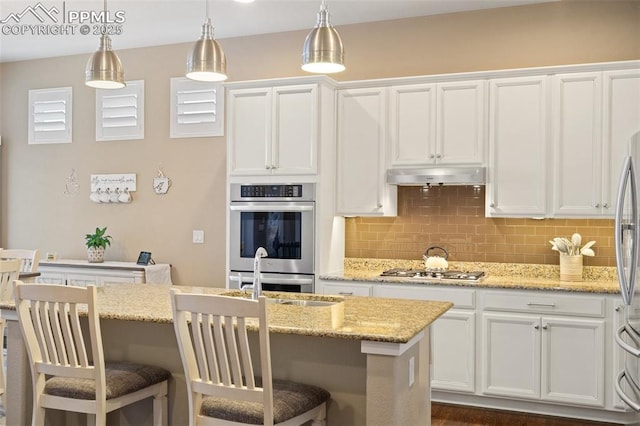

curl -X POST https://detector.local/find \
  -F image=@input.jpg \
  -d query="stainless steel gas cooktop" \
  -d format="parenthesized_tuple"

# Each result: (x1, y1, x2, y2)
(380, 268, 485, 281)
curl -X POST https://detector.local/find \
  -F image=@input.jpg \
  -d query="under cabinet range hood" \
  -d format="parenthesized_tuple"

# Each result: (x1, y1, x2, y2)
(386, 167, 486, 186)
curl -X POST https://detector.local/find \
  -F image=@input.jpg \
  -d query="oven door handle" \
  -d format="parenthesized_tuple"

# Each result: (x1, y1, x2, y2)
(230, 205, 314, 212)
(615, 324, 640, 357)
(616, 369, 640, 412)
(230, 275, 314, 286)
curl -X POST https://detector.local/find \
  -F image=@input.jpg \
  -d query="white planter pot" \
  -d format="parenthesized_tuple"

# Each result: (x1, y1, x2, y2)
(87, 247, 105, 263)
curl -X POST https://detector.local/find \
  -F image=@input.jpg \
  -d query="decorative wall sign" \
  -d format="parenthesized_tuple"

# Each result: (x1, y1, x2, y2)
(153, 167, 171, 194)
(89, 173, 136, 204)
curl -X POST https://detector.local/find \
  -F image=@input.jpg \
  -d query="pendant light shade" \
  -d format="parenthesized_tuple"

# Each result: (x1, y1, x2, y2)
(85, 34, 125, 89)
(186, 1, 227, 82)
(85, 0, 125, 89)
(302, 1, 345, 74)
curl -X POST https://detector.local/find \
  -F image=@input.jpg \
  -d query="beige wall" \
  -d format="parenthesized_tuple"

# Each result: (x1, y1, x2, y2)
(1, 1, 639, 286)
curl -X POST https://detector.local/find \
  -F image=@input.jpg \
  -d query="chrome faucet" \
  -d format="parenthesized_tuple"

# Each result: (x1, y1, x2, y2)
(248, 247, 268, 300)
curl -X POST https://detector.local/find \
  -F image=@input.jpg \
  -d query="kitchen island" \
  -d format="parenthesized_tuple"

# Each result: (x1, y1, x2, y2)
(1, 284, 451, 426)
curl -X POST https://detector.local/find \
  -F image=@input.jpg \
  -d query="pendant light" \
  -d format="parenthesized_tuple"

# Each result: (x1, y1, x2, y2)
(301, 0, 345, 74)
(186, 0, 227, 82)
(85, 0, 125, 89)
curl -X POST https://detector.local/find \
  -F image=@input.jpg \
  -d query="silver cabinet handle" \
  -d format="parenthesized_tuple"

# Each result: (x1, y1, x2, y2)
(338, 292, 354, 296)
(534, 325, 540, 330)
(604, 203, 609, 208)
(542, 324, 548, 330)
(429, 154, 435, 159)
(616, 370, 640, 412)
(527, 302, 556, 308)
(595, 203, 601, 208)
(436, 154, 442, 159)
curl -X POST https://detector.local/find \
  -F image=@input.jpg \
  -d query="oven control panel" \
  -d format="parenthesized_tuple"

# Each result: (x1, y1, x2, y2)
(240, 184, 302, 198)
(231, 183, 315, 201)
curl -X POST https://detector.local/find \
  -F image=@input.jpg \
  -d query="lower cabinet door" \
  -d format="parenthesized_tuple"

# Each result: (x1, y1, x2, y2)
(541, 316, 605, 407)
(66, 273, 98, 287)
(481, 312, 541, 399)
(36, 272, 65, 285)
(431, 310, 476, 393)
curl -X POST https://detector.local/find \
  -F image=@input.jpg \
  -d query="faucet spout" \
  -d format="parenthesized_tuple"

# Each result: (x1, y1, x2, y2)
(252, 247, 268, 300)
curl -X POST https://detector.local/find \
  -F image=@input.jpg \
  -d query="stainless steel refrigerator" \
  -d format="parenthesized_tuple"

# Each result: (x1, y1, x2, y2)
(614, 131, 640, 411)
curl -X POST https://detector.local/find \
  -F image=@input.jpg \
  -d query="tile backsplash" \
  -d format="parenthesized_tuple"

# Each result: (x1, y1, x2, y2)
(345, 186, 615, 267)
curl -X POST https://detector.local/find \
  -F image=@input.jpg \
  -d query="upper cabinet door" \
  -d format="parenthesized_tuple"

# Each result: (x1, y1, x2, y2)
(336, 87, 397, 216)
(227, 87, 272, 175)
(388, 80, 486, 167)
(603, 69, 640, 213)
(436, 80, 486, 165)
(487, 76, 548, 217)
(551, 72, 603, 217)
(272, 85, 319, 175)
(389, 83, 436, 166)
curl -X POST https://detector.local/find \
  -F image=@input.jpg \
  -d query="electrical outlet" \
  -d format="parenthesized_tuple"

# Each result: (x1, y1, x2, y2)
(192, 230, 205, 244)
(409, 356, 415, 387)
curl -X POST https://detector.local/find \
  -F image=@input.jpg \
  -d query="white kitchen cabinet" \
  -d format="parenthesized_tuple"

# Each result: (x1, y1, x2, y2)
(551, 69, 640, 218)
(227, 84, 319, 176)
(603, 69, 640, 215)
(551, 72, 604, 217)
(317, 280, 373, 297)
(37, 260, 151, 286)
(486, 76, 548, 217)
(336, 87, 397, 216)
(481, 291, 606, 407)
(389, 80, 486, 167)
(375, 284, 476, 393)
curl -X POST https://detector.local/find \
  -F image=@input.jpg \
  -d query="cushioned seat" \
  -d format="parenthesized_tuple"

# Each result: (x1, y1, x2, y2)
(201, 378, 330, 424)
(45, 361, 172, 400)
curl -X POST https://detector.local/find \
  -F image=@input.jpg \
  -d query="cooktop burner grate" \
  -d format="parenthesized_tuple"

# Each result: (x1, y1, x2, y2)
(380, 268, 485, 281)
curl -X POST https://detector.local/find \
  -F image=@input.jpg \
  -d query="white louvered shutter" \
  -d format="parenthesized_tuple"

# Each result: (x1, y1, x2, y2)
(96, 80, 144, 141)
(170, 77, 224, 138)
(28, 87, 72, 144)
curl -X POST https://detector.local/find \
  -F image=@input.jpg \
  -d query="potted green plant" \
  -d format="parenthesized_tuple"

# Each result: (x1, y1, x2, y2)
(85, 227, 112, 263)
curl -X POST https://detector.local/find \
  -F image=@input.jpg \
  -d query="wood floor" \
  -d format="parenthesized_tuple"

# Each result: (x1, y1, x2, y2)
(432, 403, 621, 426)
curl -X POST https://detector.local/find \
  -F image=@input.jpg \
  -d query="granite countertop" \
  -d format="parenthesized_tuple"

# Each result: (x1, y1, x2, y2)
(0, 284, 452, 344)
(319, 258, 621, 294)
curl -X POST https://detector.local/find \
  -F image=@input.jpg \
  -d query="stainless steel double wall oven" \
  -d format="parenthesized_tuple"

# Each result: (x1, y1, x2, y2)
(229, 183, 315, 293)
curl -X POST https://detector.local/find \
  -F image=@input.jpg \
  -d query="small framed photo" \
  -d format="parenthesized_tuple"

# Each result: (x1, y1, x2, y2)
(136, 251, 152, 265)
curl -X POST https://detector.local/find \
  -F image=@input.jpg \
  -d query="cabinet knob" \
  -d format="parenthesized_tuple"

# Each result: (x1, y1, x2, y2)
(595, 203, 600, 208)
(534, 325, 540, 330)
(436, 154, 442, 159)
(542, 324, 548, 330)
(490, 203, 495, 208)
(429, 154, 435, 159)
(376, 203, 383, 209)
(603, 203, 609, 209)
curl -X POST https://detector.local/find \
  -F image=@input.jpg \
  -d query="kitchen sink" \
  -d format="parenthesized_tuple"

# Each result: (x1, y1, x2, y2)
(267, 298, 339, 307)
(221, 290, 345, 329)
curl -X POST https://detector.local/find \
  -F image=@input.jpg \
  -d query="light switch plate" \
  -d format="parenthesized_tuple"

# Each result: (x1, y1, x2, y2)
(193, 230, 204, 244)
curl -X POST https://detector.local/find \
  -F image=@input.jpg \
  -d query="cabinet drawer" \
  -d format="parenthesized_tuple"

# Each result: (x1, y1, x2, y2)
(376, 284, 475, 308)
(482, 291, 604, 317)
(321, 282, 372, 297)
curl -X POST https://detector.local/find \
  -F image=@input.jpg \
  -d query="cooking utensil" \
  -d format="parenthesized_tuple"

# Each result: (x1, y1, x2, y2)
(423, 246, 449, 271)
